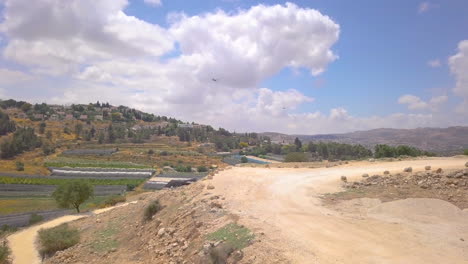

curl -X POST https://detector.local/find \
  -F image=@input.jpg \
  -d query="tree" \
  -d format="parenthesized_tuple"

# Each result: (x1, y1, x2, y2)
(98, 132, 105, 144)
(239, 142, 249, 148)
(240, 156, 248, 163)
(74, 123, 83, 138)
(46, 131, 53, 140)
(20, 103, 32, 112)
(52, 181, 93, 213)
(294, 137, 302, 151)
(107, 124, 116, 143)
(39, 122, 46, 134)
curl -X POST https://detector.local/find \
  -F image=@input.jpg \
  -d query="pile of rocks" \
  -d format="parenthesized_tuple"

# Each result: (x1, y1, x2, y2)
(344, 167, 468, 191)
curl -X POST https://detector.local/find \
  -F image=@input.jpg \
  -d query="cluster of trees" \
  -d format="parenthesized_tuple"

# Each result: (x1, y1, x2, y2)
(306, 141, 372, 160)
(374, 144, 435, 158)
(245, 137, 436, 162)
(0, 127, 42, 158)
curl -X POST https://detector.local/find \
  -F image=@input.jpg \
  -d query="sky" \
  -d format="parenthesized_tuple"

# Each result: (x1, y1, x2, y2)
(0, 0, 467, 134)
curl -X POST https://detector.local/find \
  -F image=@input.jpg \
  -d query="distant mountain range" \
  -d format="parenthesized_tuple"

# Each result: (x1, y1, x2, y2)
(262, 126, 468, 155)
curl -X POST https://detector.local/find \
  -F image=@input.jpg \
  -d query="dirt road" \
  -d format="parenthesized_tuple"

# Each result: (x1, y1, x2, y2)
(211, 157, 468, 264)
(7, 201, 137, 264)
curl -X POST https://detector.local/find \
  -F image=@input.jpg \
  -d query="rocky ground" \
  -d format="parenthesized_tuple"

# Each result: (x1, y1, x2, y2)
(325, 162, 468, 209)
(43, 170, 276, 264)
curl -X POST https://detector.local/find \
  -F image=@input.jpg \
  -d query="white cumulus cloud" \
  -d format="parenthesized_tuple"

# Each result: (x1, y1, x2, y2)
(144, 0, 162, 7)
(449, 40, 468, 113)
(398, 94, 447, 111)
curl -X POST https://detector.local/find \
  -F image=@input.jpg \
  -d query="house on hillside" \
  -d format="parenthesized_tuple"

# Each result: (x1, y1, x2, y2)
(179, 123, 193, 129)
(65, 114, 74, 120)
(49, 114, 59, 121)
(17, 112, 27, 119)
(95, 115, 103, 121)
(33, 114, 44, 120)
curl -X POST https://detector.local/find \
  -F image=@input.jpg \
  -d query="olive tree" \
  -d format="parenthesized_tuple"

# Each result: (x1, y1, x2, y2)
(52, 181, 93, 213)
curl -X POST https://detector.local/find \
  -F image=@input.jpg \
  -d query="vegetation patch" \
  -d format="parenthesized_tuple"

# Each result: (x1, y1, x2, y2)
(284, 152, 308, 162)
(206, 223, 255, 250)
(101, 195, 126, 207)
(90, 222, 120, 253)
(0, 224, 18, 237)
(0, 243, 10, 264)
(45, 158, 151, 169)
(38, 223, 79, 257)
(28, 213, 44, 225)
(143, 200, 162, 221)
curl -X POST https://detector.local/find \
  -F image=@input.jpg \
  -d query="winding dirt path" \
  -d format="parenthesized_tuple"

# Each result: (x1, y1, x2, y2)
(211, 157, 468, 264)
(7, 201, 137, 264)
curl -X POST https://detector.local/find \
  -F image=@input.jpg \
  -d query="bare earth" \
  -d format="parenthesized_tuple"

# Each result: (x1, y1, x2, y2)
(210, 157, 468, 264)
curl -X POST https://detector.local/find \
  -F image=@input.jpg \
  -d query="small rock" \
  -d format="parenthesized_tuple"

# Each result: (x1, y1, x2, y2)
(157, 228, 166, 237)
(436, 168, 443, 173)
(383, 171, 390, 175)
(425, 166, 431, 171)
(362, 173, 369, 178)
(341, 176, 347, 182)
(207, 184, 215, 190)
(465, 162, 468, 168)
(404, 167, 413, 173)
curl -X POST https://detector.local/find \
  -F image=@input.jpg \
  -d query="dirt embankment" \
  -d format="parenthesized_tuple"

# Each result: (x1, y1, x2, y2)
(41, 179, 282, 264)
(210, 157, 468, 264)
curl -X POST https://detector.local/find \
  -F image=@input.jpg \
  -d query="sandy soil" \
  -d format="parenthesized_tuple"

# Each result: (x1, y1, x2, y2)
(210, 157, 468, 264)
(7, 201, 138, 264)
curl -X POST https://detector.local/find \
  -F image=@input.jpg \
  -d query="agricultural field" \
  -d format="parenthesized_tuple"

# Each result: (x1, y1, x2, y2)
(0, 176, 145, 186)
(0, 197, 58, 215)
(44, 157, 152, 169)
(0, 195, 121, 216)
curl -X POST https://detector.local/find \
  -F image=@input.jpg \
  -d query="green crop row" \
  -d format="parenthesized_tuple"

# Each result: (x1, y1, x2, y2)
(44, 159, 152, 169)
(0, 177, 145, 186)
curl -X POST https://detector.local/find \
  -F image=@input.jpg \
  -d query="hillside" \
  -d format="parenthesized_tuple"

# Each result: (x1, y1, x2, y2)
(263, 127, 468, 155)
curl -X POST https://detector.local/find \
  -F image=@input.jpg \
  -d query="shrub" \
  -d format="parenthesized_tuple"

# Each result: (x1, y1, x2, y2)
(284, 152, 308, 162)
(29, 213, 44, 225)
(197, 166, 208, 172)
(147, 149, 154, 155)
(126, 184, 137, 191)
(240, 156, 248, 163)
(15, 161, 24, 171)
(143, 200, 162, 221)
(0, 244, 9, 264)
(159, 151, 169, 156)
(0, 225, 17, 236)
(42, 142, 56, 155)
(38, 224, 79, 257)
(175, 165, 192, 172)
(102, 195, 126, 207)
(464, 149, 468, 156)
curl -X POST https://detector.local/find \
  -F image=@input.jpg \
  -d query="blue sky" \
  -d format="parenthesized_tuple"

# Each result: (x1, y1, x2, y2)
(0, 0, 467, 133)
(126, 0, 468, 116)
